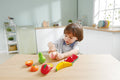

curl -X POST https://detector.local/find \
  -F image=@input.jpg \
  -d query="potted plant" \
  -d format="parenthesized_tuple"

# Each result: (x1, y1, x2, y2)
(8, 37, 14, 41)
(68, 20, 73, 24)
(7, 28, 12, 32)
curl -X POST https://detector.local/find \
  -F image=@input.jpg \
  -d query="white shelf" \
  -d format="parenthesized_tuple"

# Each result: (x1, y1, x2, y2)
(4, 18, 19, 54)
(7, 32, 16, 35)
(8, 50, 19, 53)
(8, 41, 17, 45)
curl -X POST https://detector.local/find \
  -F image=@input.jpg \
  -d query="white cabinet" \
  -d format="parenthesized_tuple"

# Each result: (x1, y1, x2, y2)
(80, 29, 120, 60)
(4, 21, 19, 54)
(17, 26, 37, 54)
(79, 29, 113, 54)
(36, 27, 64, 52)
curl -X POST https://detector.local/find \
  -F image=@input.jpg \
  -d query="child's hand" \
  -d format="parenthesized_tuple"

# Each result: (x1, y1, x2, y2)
(49, 52, 57, 59)
(56, 53, 64, 60)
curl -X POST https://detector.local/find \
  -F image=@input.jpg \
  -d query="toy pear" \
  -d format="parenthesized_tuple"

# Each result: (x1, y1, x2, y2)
(38, 52, 46, 64)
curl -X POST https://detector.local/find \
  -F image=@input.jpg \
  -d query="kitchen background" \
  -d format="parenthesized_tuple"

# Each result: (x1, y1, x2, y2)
(0, 0, 93, 54)
(0, 0, 120, 62)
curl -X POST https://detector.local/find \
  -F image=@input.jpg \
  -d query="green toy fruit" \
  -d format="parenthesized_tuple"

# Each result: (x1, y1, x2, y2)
(38, 52, 46, 64)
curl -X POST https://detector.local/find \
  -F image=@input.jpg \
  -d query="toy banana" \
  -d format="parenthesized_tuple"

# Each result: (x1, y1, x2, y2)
(56, 61, 72, 71)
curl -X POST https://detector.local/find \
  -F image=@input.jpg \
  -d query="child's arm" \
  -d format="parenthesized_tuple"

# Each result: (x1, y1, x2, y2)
(48, 42, 56, 53)
(56, 49, 78, 60)
(63, 49, 78, 57)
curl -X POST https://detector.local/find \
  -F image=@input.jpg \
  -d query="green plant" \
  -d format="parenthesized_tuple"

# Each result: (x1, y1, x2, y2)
(8, 37, 14, 41)
(68, 20, 73, 23)
(7, 28, 12, 32)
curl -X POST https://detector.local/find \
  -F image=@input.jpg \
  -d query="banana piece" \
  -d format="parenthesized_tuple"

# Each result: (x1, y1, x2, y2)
(56, 61, 72, 71)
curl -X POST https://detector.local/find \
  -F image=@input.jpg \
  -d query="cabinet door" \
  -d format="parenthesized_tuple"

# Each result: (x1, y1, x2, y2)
(36, 29, 55, 52)
(17, 26, 37, 54)
(79, 29, 113, 54)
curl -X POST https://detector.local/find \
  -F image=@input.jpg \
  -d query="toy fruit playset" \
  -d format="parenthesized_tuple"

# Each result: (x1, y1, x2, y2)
(24, 52, 78, 74)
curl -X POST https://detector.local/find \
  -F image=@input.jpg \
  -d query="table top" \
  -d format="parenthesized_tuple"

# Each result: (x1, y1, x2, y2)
(0, 54, 120, 80)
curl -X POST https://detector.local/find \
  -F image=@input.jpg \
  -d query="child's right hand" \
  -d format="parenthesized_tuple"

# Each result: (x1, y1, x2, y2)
(49, 52, 58, 59)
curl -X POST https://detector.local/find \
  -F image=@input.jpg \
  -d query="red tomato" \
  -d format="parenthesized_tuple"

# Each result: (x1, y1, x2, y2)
(25, 60, 33, 66)
(30, 65, 39, 72)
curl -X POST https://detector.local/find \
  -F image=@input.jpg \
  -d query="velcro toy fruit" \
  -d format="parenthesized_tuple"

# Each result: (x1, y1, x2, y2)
(64, 54, 78, 63)
(41, 63, 53, 74)
(30, 65, 39, 72)
(38, 52, 46, 64)
(25, 60, 33, 67)
(56, 61, 72, 71)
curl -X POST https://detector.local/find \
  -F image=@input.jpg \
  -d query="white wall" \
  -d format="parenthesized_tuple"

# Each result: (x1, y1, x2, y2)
(78, 0, 94, 26)
(0, 0, 77, 53)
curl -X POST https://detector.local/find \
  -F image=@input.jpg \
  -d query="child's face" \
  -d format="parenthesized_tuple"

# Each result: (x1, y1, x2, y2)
(64, 33, 78, 45)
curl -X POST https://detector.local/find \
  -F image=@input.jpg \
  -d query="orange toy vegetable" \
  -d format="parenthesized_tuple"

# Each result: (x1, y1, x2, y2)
(30, 65, 39, 72)
(25, 60, 33, 67)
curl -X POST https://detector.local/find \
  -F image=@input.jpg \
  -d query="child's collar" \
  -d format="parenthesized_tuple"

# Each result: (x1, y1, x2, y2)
(63, 41, 76, 48)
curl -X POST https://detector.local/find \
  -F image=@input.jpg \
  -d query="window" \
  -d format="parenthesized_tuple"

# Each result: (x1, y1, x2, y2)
(94, 0, 120, 27)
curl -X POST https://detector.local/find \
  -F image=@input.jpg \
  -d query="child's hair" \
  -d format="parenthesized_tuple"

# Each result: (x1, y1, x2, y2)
(64, 23, 83, 41)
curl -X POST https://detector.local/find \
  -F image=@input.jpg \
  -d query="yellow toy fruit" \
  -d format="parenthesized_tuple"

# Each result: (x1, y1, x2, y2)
(56, 61, 72, 71)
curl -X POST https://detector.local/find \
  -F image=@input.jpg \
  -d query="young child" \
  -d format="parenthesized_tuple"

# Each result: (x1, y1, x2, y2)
(48, 23, 83, 60)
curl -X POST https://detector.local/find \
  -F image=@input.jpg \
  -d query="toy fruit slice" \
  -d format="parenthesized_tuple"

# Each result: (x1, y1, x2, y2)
(30, 65, 39, 72)
(25, 60, 33, 67)
(64, 54, 78, 63)
(56, 61, 72, 71)
(64, 56, 74, 63)
(41, 63, 53, 74)
(71, 54, 78, 61)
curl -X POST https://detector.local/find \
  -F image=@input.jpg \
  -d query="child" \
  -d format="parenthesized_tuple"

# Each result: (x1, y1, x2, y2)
(48, 23, 83, 60)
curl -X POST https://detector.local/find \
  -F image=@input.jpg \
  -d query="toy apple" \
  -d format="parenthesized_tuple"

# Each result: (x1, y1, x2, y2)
(41, 63, 53, 74)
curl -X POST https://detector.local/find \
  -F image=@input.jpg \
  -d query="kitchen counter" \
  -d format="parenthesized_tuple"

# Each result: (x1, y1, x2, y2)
(0, 54, 120, 80)
(83, 26, 120, 32)
(36, 26, 120, 32)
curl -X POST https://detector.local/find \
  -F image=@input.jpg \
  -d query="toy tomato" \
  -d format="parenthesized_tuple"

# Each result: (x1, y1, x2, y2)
(41, 63, 53, 74)
(25, 60, 33, 67)
(30, 65, 39, 72)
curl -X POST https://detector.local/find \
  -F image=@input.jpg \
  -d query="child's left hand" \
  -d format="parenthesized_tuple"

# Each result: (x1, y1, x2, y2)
(56, 53, 64, 60)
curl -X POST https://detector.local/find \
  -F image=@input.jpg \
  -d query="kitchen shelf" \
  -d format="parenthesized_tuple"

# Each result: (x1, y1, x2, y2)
(4, 18, 19, 54)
